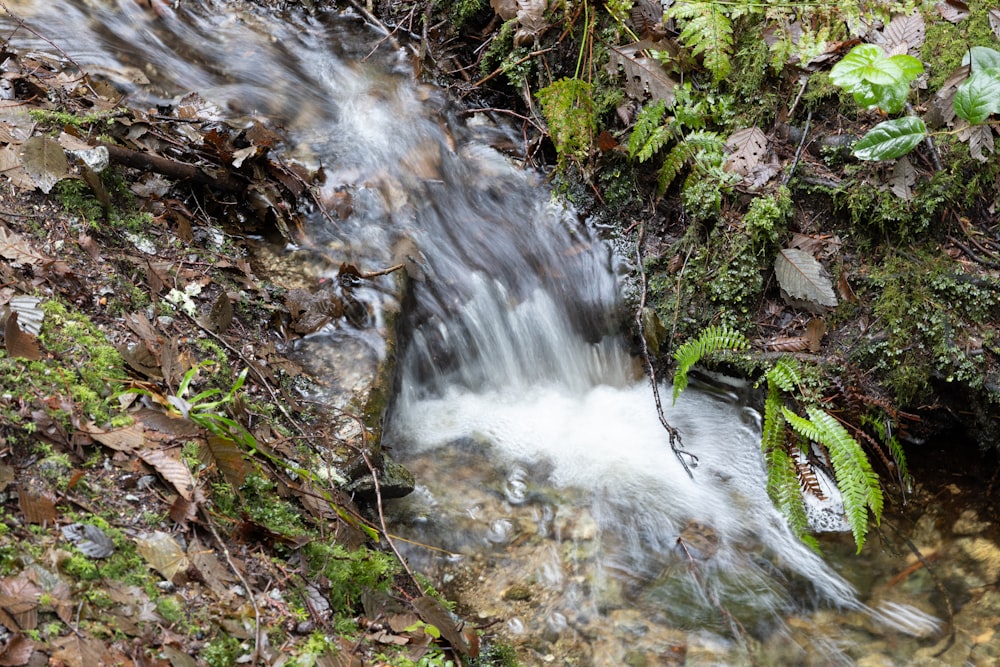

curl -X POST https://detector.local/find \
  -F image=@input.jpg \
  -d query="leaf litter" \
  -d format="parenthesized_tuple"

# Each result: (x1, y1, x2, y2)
(0, 11, 460, 667)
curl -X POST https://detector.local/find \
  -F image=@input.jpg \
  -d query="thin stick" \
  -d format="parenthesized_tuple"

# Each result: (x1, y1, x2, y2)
(782, 109, 812, 186)
(635, 222, 697, 478)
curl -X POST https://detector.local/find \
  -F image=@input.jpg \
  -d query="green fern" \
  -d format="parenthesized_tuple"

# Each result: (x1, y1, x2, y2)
(765, 442, 818, 551)
(656, 130, 725, 193)
(671, 324, 749, 403)
(667, 1, 736, 81)
(765, 358, 800, 394)
(628, 99, 669, 162)
(782, 406, 884, 553)
(536, 78, 597, 165)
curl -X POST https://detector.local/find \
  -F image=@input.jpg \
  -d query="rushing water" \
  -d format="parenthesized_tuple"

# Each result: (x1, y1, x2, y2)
(1, 2, 960, 664)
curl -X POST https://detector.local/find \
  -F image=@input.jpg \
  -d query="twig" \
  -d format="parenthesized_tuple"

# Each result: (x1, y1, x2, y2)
(907, 103, 943, 172)
(635, 222, 697, 478)
(203, 507, 263, 664)
(100, 142, 245, 192)
(470, 47, 556, 88)
(186, 314, 306, 436)
(947, 234, 1000, 268)
(782, 109, 812, 186)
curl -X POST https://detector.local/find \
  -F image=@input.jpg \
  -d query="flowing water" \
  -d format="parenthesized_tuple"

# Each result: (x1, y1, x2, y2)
(4, 2, 994, 665)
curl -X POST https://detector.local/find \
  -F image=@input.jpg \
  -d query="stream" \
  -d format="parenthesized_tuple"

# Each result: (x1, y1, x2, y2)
(3, 2, 998, 665)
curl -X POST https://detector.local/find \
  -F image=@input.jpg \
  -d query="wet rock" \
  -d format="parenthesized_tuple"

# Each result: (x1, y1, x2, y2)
(345, 454, 415, 500)
(502, 584, 533, 601)
(956, 537, 1000, 583)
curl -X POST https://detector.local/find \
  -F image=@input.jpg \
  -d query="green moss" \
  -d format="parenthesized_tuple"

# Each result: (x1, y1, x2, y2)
(201, 634, 243, 667)
(857, 251, 1000, 404)
(922, 1, 999, 91)
(240, 473, 308, 537)
(303, 542, 399, 613)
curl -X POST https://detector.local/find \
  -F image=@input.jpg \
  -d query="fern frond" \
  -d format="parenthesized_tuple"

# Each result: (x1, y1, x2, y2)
(766, 358, 800, 394)
(765, 443, 818, 551)
(628, 99, 669, 162)
(887, 434, 911, 489)
(654, 130, 724, 194)
(667, 1, 735, 81)
(782, 406, 883, 553)
(761, 382, 785, 456)
(657, 141, 693, 193)
(671, 324, 749, 403)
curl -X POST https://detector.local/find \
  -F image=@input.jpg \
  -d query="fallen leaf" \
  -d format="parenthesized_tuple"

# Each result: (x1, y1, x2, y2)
(137, 448, 196, 501)
(0, 634, 34, 666)
(838, 271, 858, 303)
(880, 12, 925, 56)
(412, 595, 474, 656)
(764, 335, 809, 352)
(936, 0, 969, 22)
(60, 523, 115, 559)
(0, 146, 33, 190)
(201, 290, 233, 333)
(136, 531, 190, 581)
(0, 575, 42, 632)
(775, 248, 838, 312)
(2, 312, 40, 361)
(608, 42, 679, 105)
(19, 135, 68, 194)
(203, 435, 248, 489)
(50, 634, 110, 667)
(889, 155, 916, 200)
(805, 318, 827, 352)
(725, 127, 768, 177)
(16, 487, 56, 525)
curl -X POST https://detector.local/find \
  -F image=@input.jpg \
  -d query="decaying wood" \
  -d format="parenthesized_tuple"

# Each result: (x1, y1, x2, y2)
(100, 142, 244, 192)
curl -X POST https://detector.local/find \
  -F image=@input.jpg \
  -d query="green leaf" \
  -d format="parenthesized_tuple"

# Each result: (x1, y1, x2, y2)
(964, 46, 1000, 73)
(889, 54, 924, 80)
(870, 82, 909, 115)
(830, 44, 883, 89)
(954, 69, 1000, 124)
(852, 117, 926, 161)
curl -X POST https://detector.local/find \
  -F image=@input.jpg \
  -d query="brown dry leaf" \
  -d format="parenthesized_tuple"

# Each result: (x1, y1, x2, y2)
(937, 0, 970, 22)
(187, 536, 236, 601)
(490, 0, 517, 20)
(120, 342, 163, 380)
(136, 531, 191, 581)
(16, 487, 56, 525)
(137, 448, 196, 501)
(203, 435, 248, 489)
(960, 123, 995, 162)
(608, 42, 679, 105)
(0, 634, 34, 666)
(0, 146, 33, 190)
(838, 271, 858, 303)
(725, 127, 768, 177)
(19, 135, 67, 194)
(631, 0, 665, 37)
(889, 155, 916, 200)
(880, 12, 925, 56)
(135, 408, 201, 438)
(50, 634, 111, 667)
(3, 312, 40, 361)
(168, 494, 198, 526)
(200, 290, 233, 333)
(412, 595, 474, 656)
(805, 318, 827, 353)
(0, 577, 41, 632)
(775, 248, 838, 312)
(764, 336, 809, 352)
(0, 225, 44, 268)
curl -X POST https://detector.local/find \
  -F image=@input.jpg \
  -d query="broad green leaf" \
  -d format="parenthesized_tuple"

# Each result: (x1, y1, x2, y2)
(963, 46, 1000, 73)
(852, 117, 927, 161)
(871, 82, 909, 114)
(860, 57, 905, 86)
(889, 54, 924, 80)
(954, 69, 1000, 123)
(830, 44, 883, 89)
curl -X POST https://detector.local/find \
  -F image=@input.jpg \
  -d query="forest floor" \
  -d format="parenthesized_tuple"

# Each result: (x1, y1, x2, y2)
(0, 1, 999, 666)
